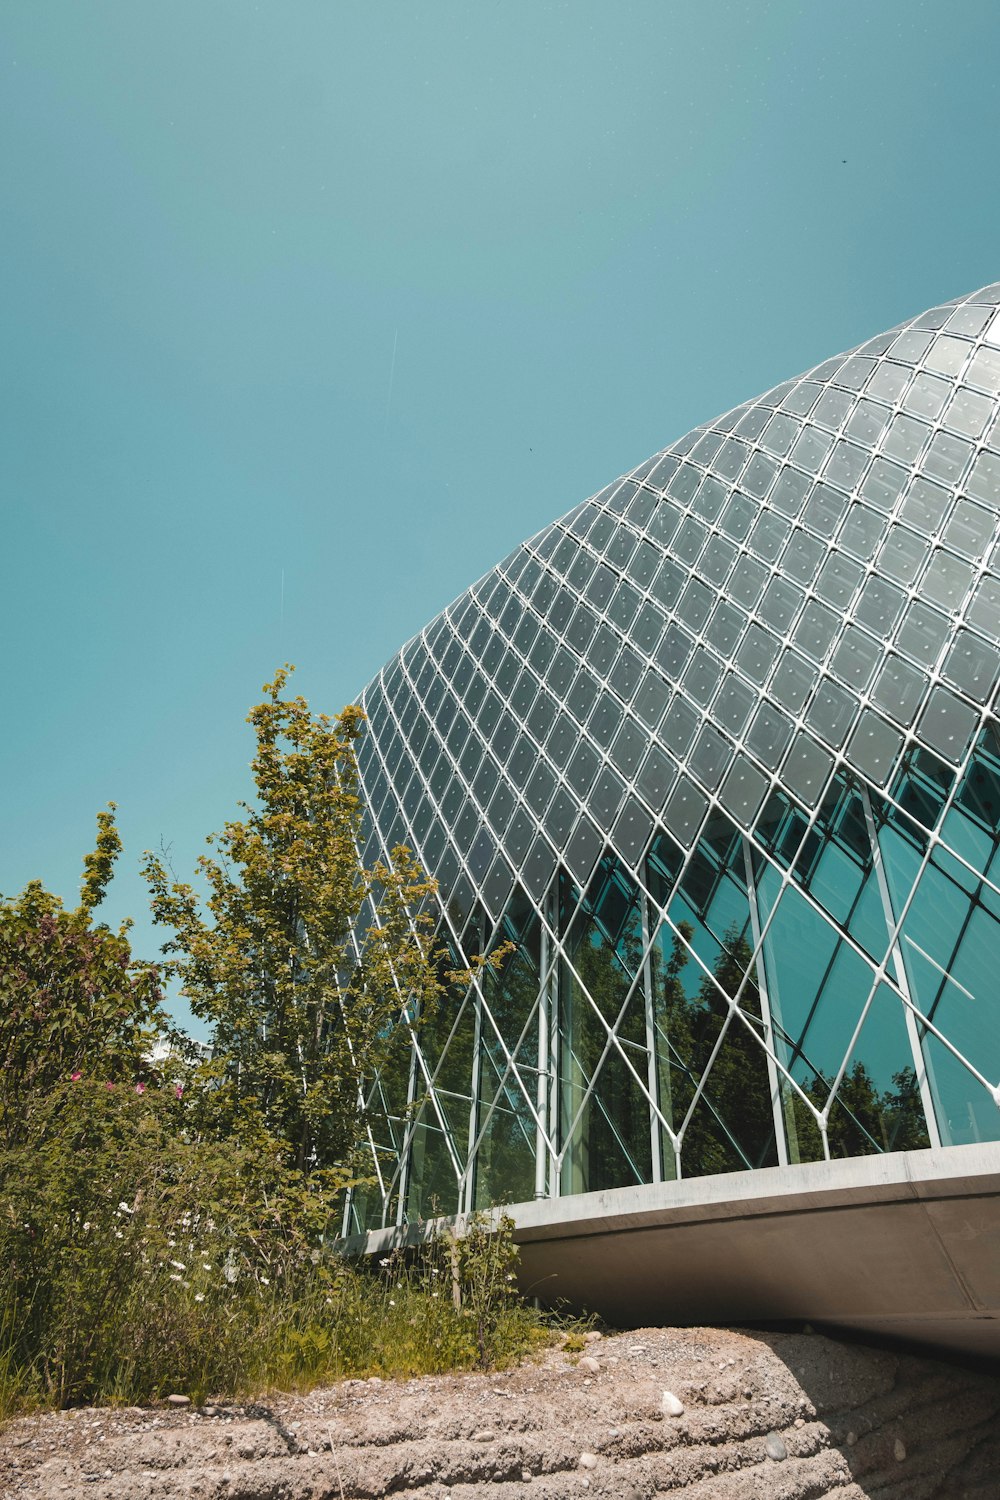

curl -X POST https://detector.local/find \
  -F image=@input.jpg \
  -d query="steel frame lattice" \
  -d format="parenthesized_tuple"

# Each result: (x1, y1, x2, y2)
(345, 284, 1000, 1236)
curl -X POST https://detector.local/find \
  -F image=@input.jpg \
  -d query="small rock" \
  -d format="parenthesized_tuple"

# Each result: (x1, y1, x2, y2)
(579, 1356, 601, 1374)
(661, 1390, 685, 1417)
(894, 1438, 906, 1462)
(583, 1330, 603, 1343)
(794, 1417, 804, 1428)
(765, 1433, 788, 1461)
(166, 1394, 191, 1407)
(472, 1430, 495, 1442)
(521, 1470, 532, 1482)
(579, 1452, 598, 1470)
(846, 1431, 857, 1447)
(201, 1405, 218, 1417)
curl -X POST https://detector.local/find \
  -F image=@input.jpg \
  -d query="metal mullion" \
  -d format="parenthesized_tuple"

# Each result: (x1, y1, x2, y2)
(743, 836, 790, 1166)
(641, 892, 663, 1183)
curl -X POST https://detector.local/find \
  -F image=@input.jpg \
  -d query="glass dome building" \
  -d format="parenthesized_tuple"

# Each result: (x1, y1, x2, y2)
(346, 284, 1000, 1242)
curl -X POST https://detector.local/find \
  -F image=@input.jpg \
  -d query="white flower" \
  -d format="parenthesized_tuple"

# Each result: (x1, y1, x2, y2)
(169, 1260, 186, 1272)
(117, 1201, 133, 1214)
(431, 1292, 438, 1299)
(202, 1263, 212, 1272)
(260, 1276, 270, 1286)
(388, 1299, 396, 1306)
(194, 1293, 205, 1303)
(169, 1274, 182, 1282)
(83, 1222, 91, 1232)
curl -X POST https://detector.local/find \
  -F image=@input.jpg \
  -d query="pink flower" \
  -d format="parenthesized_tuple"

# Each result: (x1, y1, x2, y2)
(70, 1071, 82, 1082)
(106, 1081, 114, 1091)
(174, 1084, 184, 1099)
(135, 1082, 145, 1095)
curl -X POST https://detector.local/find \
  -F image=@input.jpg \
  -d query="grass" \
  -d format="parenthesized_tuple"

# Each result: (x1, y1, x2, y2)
(0, 1214, 555, 1420)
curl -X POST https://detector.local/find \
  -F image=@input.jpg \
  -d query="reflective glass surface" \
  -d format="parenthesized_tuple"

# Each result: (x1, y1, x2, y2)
(344, 283, 1000, 1232)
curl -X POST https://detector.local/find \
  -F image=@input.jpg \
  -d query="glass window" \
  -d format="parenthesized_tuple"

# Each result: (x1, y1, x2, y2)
(762, 412, 800, 455)
(968, 575, 1000, 639)
(943, 629, 1000, 703)
(917, 686, 979, 764)
(714, 671, 757, 733)
(794, 600, 840, 663)
(728, 553, 768, 606)
(757, 575, 801, 633)
(719, 755, 768, 826)
(746, 703, 794, 769)
(921, 550, 973, 612)
(736, 623, 780, 684)
(806, 676, 857, 749)
(846, 397, 890, 446)
(633, 672, 671, 730)
(855, 574, 905, 637)
(945, 500, 995, 561)
(636, 743, 677, 811)
(690, 723, 732, 790)
(846, 711, 903, 786)
(701, 533, 737, 583)
(816, 552, 862, 609)
(832, 625, 881, 690)
(872, 655, 927, 727)
(705, 599, 747, 655)
(878, 525, 926, 585)
(664, 775, 708, 846)
(780, 733, 833, 808)
(782, 529, 825, 586)
(771, 650, 816, 715)
(899, 599, 950, 667)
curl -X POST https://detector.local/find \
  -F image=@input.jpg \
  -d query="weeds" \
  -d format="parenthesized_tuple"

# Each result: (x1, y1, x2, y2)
(0, 1082, 552, 1417)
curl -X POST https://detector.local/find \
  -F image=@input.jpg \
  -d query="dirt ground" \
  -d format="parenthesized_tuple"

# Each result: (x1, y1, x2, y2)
(2, 1325, 999, 1499)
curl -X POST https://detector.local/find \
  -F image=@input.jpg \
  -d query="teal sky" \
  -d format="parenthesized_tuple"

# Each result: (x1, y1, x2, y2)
(2, 1, 999, 1034)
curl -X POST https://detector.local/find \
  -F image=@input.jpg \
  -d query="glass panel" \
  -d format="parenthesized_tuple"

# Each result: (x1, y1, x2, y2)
(559, 862, 652, 1194)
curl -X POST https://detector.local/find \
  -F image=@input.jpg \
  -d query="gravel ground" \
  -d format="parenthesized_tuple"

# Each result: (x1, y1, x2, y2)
(2, 1326, 999, 1499)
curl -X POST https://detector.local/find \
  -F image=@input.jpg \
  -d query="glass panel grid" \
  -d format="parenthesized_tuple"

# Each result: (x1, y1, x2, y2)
(348, 283, 1000, 1229)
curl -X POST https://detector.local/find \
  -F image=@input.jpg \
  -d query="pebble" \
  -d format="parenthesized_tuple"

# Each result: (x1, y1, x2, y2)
(846, 1431, 857, 1447)
(166, 1395, 191, 1408)
(583, 1331, 603, 1344)
(661, 1390, 685, 1417)
(579, 1452, 598, 1469)
(765, 1433, 788, 1461)
(793, 1417, 804, 1428)
(894, 1438, 907, 1462)
(521, 1470, 532, 1482)
(578, 1356, 601, 1374)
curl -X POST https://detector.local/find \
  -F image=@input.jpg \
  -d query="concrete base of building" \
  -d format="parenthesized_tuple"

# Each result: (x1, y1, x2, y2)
(352, 1143, 1000, 1361)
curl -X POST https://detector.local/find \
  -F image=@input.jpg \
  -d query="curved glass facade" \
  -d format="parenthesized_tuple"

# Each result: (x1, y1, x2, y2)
(347, 284, 1000, 1234)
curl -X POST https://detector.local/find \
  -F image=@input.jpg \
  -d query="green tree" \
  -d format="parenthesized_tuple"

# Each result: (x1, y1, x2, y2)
(0, 806, 164, 1148)
(142, 668, 450, 1179)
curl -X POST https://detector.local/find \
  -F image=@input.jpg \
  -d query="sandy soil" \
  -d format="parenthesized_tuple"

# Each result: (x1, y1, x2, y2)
(2, 1326, 999, 1499)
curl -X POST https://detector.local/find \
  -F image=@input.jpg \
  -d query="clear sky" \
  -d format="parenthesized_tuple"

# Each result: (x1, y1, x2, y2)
(2, 1, 999, 1034)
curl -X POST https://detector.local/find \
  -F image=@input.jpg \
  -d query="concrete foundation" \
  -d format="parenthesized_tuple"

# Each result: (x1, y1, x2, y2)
(352, 1143, 1000, 1361)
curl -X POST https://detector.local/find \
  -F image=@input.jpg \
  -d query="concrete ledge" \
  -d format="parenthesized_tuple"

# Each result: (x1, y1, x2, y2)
(347, 1143, 1000, 1360)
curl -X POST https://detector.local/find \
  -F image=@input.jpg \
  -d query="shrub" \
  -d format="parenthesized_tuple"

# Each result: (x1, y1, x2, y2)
(0, 1082, 548, 1414)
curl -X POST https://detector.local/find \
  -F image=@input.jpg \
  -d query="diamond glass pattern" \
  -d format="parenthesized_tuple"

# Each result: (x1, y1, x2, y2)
(345, 285, 1000, 1234)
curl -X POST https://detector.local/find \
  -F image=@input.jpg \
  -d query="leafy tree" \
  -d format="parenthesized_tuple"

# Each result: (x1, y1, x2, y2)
(142, 668, 451, 1179)
(0, 806, 164, 1148)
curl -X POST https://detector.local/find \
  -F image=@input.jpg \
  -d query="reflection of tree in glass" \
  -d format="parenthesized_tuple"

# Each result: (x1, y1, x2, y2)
(559, 862, 654, 1193)
(790, 1063, 930, 1160)
(654, 922, 778, 1179)
(474, 896, 541, 1208)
